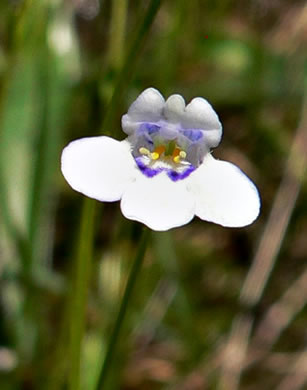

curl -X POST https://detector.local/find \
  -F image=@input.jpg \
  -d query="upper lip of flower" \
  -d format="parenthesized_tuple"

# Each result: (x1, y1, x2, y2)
(122, 87, 223, 147)
(122, 88, 223, 175)
(61, 87, 261, 231)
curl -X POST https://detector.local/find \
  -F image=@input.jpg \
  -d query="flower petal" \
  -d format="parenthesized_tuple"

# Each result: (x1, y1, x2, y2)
(120, 173, 195, 231)
(122, 88, 165, 135)
(189, 154, 260, 227)
(184, 97, 221, 130)
(61, 136, 136, 202)
(163, 94, 186, 123)
(183, 97, 222, 148)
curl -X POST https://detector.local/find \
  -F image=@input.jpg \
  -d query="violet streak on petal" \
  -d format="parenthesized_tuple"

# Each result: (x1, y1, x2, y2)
(167, 165, 196, 181)
(135, 157, 162, 178)
(182, 129, 203, 142)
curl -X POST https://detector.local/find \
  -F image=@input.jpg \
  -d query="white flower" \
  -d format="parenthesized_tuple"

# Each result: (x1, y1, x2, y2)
(61, 88, 260, 231)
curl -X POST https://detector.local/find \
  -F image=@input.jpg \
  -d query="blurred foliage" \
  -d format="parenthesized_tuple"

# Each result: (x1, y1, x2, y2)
(0, 0, 306, 389)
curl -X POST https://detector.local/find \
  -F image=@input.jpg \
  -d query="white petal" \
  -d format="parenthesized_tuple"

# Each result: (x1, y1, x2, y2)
(61, 136, 136, 202)
(163, 94, 185, 123)
(120, 173, 195, 231)
(183, 97, 222, 147)
(189, 154, 260, 227)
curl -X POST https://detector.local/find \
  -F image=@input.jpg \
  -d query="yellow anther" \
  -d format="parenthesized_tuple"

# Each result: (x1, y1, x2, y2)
(151, 152, 160, 160)
(140, 144, 185, 163)
(172, 147, 186, 163)
(139, 147, 150, 155)
(173, 155, 181, 164)
(148, 145, 166, 160)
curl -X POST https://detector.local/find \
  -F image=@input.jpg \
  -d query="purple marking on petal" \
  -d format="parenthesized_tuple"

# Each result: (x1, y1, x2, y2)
(147, 123, 161, 135)
(137, 123, 161, 147)
(139, 122, 160, 135)
(135, 156, 195, 181)
(135, 157, 162, 178)
(167, 165, 196, 181)
(183, 129, 203, 142)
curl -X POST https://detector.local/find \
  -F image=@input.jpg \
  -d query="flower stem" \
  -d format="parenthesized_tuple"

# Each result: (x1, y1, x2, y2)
(95, 227, 150, 390)
(67, 0, 162, 386)
(68, 198, 96, 390)
(102, 0, 163, 137)
(108, 0, 128, 70)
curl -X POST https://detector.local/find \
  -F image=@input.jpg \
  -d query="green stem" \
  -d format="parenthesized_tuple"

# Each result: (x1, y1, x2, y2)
(102, 0, 163, 136)
(28, 33, 50, 269)
(95, 228, 150, 390)
(108, 0, 128, 70)
(68, 198, 96, 390)
(0, 0, 35, 270)
(67, 1, 163, 387)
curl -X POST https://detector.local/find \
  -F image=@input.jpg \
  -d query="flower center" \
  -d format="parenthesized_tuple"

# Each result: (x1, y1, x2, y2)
(139, 143, 187, 164)
(129, 122, 208, 181)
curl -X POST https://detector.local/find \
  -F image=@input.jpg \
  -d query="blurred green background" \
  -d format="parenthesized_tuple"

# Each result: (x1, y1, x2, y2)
(0, 0, 306, 389)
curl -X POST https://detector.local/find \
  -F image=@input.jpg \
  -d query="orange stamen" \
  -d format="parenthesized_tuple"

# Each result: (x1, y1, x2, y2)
(172, 147, 181, 158)
(154, 145, 166, 155)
